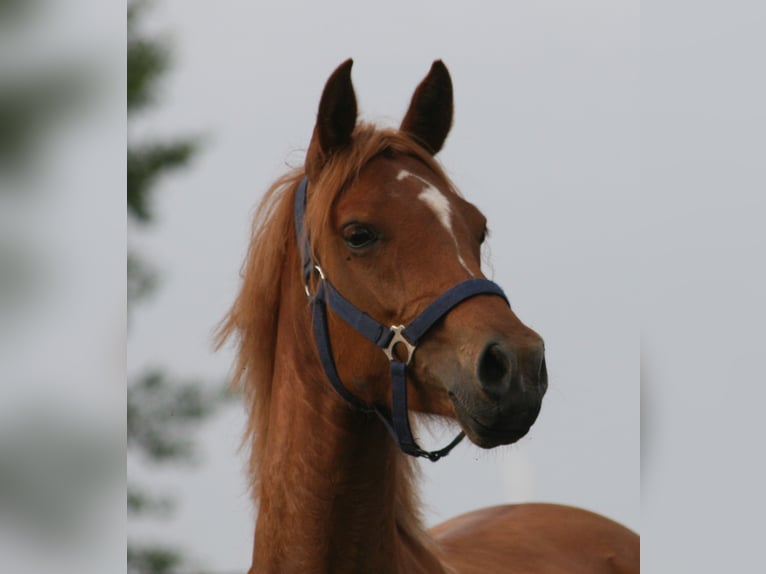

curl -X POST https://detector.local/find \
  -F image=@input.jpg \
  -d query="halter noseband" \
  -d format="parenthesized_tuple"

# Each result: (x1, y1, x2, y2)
(294, 177, 510, 461)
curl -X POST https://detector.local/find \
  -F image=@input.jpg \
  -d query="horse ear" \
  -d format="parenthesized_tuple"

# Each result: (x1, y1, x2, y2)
(306, 59, 357, 179)
(400, 60, 453, 155)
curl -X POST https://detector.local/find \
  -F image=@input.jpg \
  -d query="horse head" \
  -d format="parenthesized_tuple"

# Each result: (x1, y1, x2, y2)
(300, 59, 547, 450)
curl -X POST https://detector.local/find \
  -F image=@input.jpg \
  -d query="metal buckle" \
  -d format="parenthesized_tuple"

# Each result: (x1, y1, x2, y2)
(304, 264, 326, 298)
(383, 325, 416, 365)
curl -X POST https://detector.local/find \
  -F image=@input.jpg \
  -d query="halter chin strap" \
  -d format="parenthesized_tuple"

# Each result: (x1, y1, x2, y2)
(294, 177, 510, 461)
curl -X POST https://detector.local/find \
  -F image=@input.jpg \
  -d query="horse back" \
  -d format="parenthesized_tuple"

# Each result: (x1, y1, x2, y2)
(430, 503, 639, 574)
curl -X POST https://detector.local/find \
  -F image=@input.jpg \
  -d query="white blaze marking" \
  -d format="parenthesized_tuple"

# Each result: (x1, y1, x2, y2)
(397, 170, 474, 276)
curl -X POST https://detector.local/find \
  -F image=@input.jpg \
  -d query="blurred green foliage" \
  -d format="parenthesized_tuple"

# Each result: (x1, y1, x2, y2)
(0, 238, 42, 318)
(127, 2, 225, 574)
(0, 66, 91, 178)
(0, 0, 94, 181)
(127, 1, 169, 115)
(127, 252, 158, 306)
(0, 0, 94, 321)
(0, 410, 121, 544)
(128, 141, 196, 223)
(0, 0, 42, 29)
(0, 6, 123, 570)
(128, 370, 225, 464)
(128, 546, 183, 574)
(127, 0, 198, 225)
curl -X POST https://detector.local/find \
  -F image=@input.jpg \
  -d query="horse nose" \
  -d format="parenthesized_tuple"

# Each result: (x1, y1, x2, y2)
(477, 342, 514, 401)
(477, 342, 547, 402)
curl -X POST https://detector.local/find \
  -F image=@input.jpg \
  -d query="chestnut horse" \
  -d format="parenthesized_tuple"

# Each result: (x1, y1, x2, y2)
(218, 60, 639, 573)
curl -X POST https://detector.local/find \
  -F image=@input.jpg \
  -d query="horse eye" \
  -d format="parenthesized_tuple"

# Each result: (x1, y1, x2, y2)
(343, 224, 378, 249)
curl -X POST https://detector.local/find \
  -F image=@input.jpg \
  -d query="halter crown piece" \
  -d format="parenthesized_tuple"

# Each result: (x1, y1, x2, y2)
(293, 177, 510, 461)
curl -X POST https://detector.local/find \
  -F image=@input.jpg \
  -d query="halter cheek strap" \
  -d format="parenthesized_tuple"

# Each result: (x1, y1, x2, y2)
(294, 177, 510, 462)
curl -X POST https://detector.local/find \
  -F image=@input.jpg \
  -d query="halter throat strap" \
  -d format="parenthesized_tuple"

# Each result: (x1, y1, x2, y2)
(293, 177, 509, 462)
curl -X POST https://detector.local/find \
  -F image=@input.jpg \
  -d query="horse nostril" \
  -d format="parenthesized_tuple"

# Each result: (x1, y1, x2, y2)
(538, 355, 548, 394)
(477, 343, 513, 398)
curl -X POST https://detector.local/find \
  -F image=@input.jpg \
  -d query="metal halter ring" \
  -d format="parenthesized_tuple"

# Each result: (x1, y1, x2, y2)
(304, 264, 326, 298)
(383, 325, 416, 365)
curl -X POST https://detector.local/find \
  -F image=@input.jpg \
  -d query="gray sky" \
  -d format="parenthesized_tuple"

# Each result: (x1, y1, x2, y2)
(128, 1, 639, 570)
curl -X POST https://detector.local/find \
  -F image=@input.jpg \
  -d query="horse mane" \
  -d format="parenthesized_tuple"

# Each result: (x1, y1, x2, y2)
(216, 125, 456, 550)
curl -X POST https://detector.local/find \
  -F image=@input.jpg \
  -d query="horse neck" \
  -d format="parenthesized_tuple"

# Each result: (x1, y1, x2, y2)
(250, 251, 447, 574)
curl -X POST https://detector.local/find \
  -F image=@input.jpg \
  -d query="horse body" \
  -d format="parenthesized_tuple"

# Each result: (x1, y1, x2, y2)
(219, 60, 639, 573)
(433, 504, 639, 574)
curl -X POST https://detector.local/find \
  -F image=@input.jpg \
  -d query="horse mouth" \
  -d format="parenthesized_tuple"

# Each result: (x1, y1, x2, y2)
(448, 390, 538, 449)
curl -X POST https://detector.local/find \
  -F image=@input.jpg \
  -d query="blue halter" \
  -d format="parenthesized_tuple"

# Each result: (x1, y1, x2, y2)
(294, 177, 510, 461)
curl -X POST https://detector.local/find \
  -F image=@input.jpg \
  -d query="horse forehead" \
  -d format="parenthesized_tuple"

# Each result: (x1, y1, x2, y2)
(346, 156, 455, 211)
(397, 169, 453, 229)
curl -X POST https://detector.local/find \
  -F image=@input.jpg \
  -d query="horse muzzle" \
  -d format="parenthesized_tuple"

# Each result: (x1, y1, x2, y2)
(448, 340, 548, 448)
